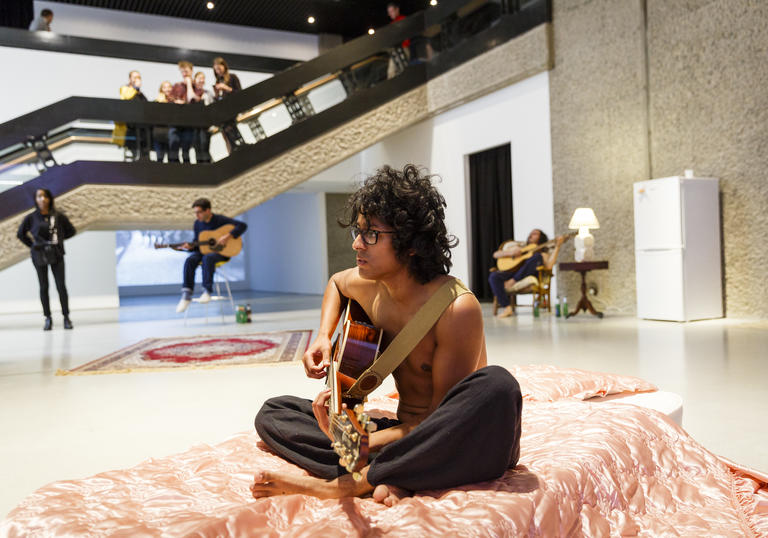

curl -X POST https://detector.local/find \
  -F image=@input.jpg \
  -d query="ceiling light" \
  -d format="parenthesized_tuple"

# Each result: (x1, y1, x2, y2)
(368, 28, 375, 35)
(430, 0, 438, 5)
(206, 1, 214, 9)
(307, 16, 315, 24)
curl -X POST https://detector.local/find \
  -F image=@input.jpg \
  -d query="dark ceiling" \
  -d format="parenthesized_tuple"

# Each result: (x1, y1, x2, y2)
(47, 0, 430, 40)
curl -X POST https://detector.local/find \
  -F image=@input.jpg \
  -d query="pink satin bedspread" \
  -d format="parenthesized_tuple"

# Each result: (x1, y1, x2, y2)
(3, 367, 767, 537)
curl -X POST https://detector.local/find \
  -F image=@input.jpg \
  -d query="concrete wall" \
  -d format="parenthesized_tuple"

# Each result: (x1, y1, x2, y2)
(325, 193, 356, 278)
(549, 0, 649, 315)
(549, 0, 767, 318)
(645, 0, 768, 317)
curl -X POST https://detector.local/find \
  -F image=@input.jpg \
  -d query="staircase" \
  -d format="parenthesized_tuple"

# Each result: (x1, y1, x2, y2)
(0, 0, 552, 271)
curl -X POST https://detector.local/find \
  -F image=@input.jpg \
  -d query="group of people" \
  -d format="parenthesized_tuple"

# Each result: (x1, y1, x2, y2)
(116, 58, 243, 163)
(16, 164, 526, 507)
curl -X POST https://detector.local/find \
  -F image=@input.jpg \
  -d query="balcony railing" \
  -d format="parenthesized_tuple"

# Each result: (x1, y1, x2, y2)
(0, 0, 550, 221)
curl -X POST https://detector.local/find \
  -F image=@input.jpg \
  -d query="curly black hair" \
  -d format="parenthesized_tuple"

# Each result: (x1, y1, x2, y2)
(340, 164, 458, 284)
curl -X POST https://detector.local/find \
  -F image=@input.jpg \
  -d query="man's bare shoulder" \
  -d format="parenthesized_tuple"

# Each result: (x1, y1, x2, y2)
(438, 290, 482, 329)
(332, 267, 378, 300)
(428, 277, 482, 336)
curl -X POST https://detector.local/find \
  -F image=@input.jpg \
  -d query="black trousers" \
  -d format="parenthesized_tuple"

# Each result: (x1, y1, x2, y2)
(182, 252, 229, 293)
(168, 127, 194, 163)
(255, 365, 522, 491)
(34, 260, 69, 317)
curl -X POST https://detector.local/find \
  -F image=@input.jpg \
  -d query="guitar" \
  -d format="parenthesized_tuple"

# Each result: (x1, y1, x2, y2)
(328, 299, 383, 477)
(153, 224, 243, 257)
(496, 232, 576, 272)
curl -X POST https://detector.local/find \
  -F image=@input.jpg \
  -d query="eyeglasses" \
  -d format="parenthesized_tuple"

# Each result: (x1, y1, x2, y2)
(350, 226, 395, 245)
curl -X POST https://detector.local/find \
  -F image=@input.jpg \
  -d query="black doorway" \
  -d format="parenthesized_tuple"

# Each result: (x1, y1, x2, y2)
(468, 143, 513, 301)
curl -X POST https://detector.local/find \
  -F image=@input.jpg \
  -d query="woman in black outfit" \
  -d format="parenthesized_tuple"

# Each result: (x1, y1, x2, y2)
(212, 57, 244, 152)
(16, 189, 76, 330)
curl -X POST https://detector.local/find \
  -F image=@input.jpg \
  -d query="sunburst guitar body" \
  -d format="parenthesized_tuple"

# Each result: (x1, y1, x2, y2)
(328, 300, 383, 476)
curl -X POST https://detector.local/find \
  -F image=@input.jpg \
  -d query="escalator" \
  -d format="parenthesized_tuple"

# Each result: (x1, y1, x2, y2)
(0, 0, 551, 270)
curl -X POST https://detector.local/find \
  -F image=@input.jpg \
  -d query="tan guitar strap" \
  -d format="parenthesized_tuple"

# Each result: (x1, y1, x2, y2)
(344, 278, 472, 400)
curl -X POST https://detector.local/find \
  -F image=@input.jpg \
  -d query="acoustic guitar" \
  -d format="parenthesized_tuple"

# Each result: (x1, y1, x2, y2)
(153, 224, 243, 257)
(496, 231, 576, 272)
(328, 299, 383, 478)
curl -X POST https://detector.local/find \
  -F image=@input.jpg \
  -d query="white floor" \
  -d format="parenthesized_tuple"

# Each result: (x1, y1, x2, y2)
(1, 295, 767, 519)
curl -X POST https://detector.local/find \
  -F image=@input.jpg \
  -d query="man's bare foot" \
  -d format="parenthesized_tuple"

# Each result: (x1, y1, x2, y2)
(372, 484, 411, 507)
(251, 470, 327, 498)
(251, 470, 374, 499)
(497, 305, 514, 318)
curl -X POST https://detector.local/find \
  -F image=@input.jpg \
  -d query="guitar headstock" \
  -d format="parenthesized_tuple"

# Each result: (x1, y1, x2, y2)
(331, 404, 376, 474)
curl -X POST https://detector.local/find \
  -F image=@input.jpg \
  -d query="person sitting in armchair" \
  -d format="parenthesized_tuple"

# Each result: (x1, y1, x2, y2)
(489, 229, 564, 318)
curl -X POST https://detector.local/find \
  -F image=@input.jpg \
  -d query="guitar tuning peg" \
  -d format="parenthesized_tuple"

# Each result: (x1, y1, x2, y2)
(366, 422, 377, 433)
(350, 432, 359, 442)
(353, 404, 364, 415)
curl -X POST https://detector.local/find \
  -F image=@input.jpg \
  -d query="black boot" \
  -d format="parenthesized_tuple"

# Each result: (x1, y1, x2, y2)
(63, 317, 73, 330)
(43, 317, 52, 331)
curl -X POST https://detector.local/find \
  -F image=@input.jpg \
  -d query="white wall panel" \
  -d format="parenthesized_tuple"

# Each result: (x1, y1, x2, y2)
(0, 231, 118, 314)
(243, 193, 328, 295)
(430, 71, 554, 288)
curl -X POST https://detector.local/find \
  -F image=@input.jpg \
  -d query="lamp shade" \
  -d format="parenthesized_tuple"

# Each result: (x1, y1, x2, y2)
(568, 207, 600, 230)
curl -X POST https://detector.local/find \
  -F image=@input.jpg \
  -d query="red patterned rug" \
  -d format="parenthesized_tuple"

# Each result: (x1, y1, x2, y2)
(57, 330, 312, 375)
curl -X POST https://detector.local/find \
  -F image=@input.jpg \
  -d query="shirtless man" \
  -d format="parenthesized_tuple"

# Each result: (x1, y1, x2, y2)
(252, 165, 522, 505)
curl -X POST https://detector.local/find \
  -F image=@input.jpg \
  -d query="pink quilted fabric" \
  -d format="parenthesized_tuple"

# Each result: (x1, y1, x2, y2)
(3, 397, 766, 537)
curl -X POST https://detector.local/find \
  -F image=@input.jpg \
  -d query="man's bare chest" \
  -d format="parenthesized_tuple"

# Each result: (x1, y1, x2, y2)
(370, 310, 437, 374)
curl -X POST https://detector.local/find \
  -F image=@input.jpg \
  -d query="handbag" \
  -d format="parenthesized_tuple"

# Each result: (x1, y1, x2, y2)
(40, 214, 62, 265)
(40, 244, 61, 265)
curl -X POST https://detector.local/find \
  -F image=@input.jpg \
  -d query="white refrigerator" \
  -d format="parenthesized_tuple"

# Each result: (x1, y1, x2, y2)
(633, 176, 723, 321)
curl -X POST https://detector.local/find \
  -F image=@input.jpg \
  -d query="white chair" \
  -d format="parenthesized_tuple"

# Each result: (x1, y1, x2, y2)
(184, 261, 235, 324)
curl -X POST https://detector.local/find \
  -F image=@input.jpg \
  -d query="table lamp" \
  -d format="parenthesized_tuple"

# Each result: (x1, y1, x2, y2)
(568, 207, 599, 262)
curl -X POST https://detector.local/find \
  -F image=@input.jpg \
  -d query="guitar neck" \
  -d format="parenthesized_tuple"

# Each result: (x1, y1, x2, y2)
(533, 232, 577, 252)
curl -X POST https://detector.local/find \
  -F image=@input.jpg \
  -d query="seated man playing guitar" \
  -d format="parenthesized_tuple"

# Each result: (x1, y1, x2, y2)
(252, 165, 522, 506)
(489, 229, 565, 318)
(174, 197, 247, 313)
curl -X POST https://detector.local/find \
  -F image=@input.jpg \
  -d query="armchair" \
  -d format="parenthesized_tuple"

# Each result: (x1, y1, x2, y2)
(489, 237, 563, 315)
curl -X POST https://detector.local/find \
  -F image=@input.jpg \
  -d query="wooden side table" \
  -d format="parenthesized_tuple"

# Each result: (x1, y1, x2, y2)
(558, 261, 609, 318)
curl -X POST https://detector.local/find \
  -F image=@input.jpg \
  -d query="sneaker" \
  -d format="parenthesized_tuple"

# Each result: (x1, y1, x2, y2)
(176, 298, 191, 313)
(176, 290, 192, 313)
(199, 290, 212, 304)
